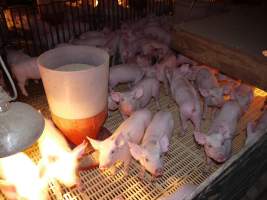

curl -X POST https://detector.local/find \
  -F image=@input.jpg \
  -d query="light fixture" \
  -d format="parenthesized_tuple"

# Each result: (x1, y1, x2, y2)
(0, 55, 44, 158)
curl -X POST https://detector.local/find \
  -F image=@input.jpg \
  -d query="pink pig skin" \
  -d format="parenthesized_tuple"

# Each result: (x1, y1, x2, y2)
(155, 52, 177, 95)
(111, 78, 160, 119)
(158, 184, 197, 200)
(11, 57, 40, 96)
(88, 109, 152, 175)
(38, 118, 87, 188)
(128, 111, 174, 179)
(143, 25, 171, 45)
(230, 84, 254, 114)
(109, 64, 144, 89)
(167, 68, 202, 136)
(195, 67, 224, 119)
(246, 108, 267, 145)
(194, 100, 242, 163)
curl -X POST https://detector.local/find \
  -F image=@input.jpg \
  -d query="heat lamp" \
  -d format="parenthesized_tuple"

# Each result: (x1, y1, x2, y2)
(0, 55, 44, 158)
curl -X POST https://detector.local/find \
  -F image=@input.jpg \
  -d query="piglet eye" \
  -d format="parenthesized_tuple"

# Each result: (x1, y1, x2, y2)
(145, 158, 149, 162)
(207, 144, 212, 148)
(221, 141, 224, 145)
(111, 150, 115, 154)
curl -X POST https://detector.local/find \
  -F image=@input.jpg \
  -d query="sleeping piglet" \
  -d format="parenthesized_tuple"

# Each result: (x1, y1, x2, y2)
(194, 100, 242, 164)
(128, 111, 174, 179)
(88, 109, 152, 175)
(109, 64, 145, 89)
(111, 78, 160, 119)
(246, 108, 267, 145)
(167, 68, 202, 136)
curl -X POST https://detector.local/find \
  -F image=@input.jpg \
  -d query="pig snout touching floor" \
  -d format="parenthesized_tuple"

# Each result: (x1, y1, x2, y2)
(194, 100, 242, 164)
(158, 184, 197, 200)
(88, 109, 152, 175)
(111, 78, 160, 119)
(167, 68, 202, 136)
(109, 64, 145, 90)
(246, 108, 267, 145)
(128, 111, 174, 180)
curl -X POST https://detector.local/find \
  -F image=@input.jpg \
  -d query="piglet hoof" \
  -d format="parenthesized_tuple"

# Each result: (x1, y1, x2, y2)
(179, 132, 186, 137)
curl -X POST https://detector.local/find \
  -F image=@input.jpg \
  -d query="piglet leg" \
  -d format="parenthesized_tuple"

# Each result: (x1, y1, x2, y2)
(179, 113, 188, 136)
(138, 166, 146, 180)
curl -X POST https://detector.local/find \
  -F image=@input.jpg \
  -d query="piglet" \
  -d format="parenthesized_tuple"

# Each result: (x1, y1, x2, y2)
(11, 57, 40, 96)
(111, 78, 160, 119)
(88, 109, 152, 175)
(155, 52, 177, 94)
(195, 66, 224, 119)
(246, 108, 267, 145)
(176, 54, 197, 66)
(109, 64, 145, 89)
(194, 100, 242, 163)
(128, 111, 174, 179)
(158, 184, 197, 200)
(217, 73, 240, 95)
(6, 49, 30, 66)
(230, 84, 254, 114)
(38, 118, 87, 189)
(167, 68, 202, 136)
(0, 153, 49, 200)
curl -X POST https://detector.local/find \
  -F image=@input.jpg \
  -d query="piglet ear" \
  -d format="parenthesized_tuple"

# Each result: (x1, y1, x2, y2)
(134, 88, 143, 99)
(111, 92, 121, 102)
(159, 135, 169, 153)
(199, 88, 210, 97)
(194, 131, 206, 145)
(87, 137, 102, 151)
(114, 134, 125, 148)
(128, 142, 143, 161)
(73, 141, 87, 159)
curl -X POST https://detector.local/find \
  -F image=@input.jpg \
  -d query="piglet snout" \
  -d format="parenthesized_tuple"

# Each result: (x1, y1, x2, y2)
(154, 168, 163, 177)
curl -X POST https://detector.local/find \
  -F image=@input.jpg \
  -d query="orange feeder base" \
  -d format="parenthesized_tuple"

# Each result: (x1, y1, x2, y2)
(51, 108, 108, 145)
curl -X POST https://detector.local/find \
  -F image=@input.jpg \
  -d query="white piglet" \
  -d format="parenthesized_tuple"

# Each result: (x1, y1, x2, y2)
(128, 111, 174, 179)
(38, 118, 87, 188)
(109, 64, 145, 89)
(167, 68, 202, 136)
(88, 109, 152, 175)
(195, 67, 224, 119)
(111, 78, 160, 119)
(194, 100, 242, 164)
(0, 153, 49, 200)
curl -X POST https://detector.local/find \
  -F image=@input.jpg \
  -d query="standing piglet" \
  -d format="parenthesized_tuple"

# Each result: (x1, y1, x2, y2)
(230, 84, 254, 114)
(109, 64, 144, 89)
(11, 58, 40, 96)
(128, 111, 174, 179)
(195, 67, 224, 119)
(167, 68, 202, 136)
(246, 108, 267, 145)
(111, 78, 160, 119)
(194, 100, 242, 164)
(7, 49, 40, 96)
(88, 109, 152, 175)
(155, 52, 177, 95)
(38, 118, 87, 189)
(0, 153, 49, 200)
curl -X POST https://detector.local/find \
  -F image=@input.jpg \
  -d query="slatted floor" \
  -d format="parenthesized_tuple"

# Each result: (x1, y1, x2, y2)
(0, 83, 266, 200)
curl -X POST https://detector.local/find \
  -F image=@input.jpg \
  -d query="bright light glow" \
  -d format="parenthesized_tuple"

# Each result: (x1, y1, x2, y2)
(254, 88, 267, 97)
(0, 153, 48, 200)
(95, 0, 99, 7)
